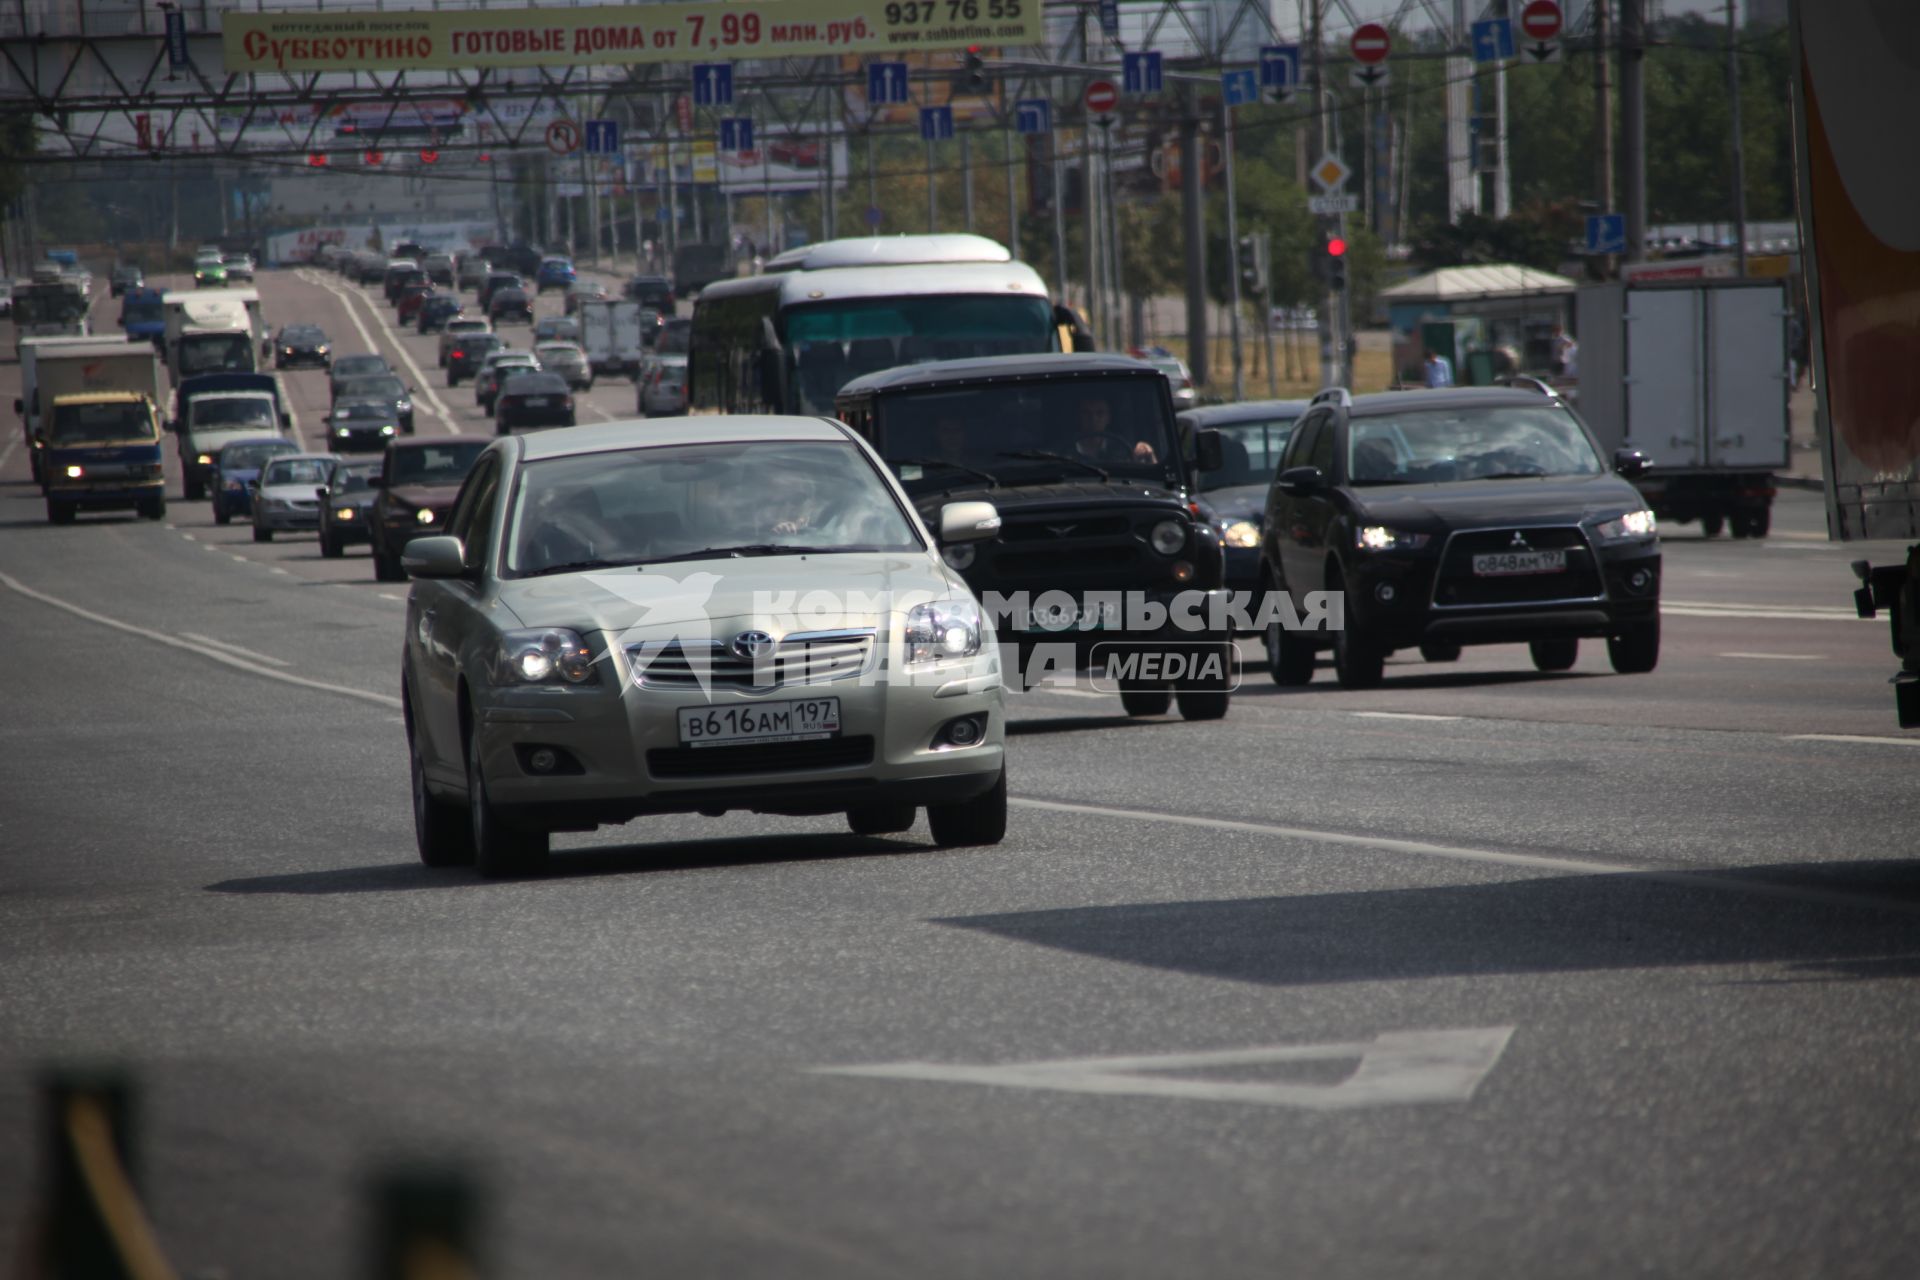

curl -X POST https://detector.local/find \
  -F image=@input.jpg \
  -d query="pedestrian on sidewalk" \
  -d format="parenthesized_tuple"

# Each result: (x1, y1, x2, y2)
(1423, 347, 1454, 388)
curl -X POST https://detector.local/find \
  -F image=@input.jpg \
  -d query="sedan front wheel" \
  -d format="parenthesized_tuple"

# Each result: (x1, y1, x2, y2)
(467, 721, 549, 877)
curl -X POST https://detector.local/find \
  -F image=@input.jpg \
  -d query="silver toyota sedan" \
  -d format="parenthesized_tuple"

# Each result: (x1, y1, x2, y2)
(400, 417, 1008, 876)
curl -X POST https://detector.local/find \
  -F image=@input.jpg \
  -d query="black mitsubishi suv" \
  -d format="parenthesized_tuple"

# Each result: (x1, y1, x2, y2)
(836, 354, 1234, 720)
(1257, 385, 1662, 689)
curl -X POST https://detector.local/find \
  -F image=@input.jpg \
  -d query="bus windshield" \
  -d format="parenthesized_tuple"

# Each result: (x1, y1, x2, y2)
(785, 295, 1055, 414)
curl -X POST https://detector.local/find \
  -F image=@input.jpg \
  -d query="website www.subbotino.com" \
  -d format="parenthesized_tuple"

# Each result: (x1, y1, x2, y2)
(887, 22, 1027, 44)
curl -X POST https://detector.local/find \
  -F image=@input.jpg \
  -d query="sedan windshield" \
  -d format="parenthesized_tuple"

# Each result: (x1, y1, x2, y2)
(1197, 416, 1295, 493)
(220, 441, 296, 470)
(334, 357, 389, 379)
(1347, 405, 1606, 486)
(504, 440, 921, 577)
(330, 463, 381, 493)
(262, 458, 332, 487)
(338, 376, 406, 400)
(388, 441, 487, 486)
(876, 377, 1178, 490)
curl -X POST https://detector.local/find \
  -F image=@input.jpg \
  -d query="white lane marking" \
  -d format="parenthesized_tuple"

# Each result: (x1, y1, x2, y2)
(1765, 530, 1828, 543)
(1030, 686, 1108, 700)
(298, 269, 457, 433)
(1665, 599, 1857, 616)
(0, 432, 17, 475)
(0, 571, 401, 709)
(1351, 711, 1462, 722)
(230, 555, 248, 563)
(378, 591, 405, 602)
(1718, 652, 1824, 661)
(816, 1027, 1516, 1112)
(1786, 734, 1920, 749)
(270, 568, 291, 576)
(181, 533, 197, 542)
(178, 631, 292, 668)
(1665, 605, 1869, 623)
(1010, 797, 1920, 917)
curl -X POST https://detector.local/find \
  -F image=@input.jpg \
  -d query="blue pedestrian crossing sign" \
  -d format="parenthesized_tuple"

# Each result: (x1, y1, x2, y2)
(866, 61, 910, 106)
(719, 117, 753, 152)
(1586, 213, 1626, 255)
(1014, 99, 1052, 135)
(1122, 51, 1163, 95)
(1259, 44, 1300, 100)
(920, 105, 954, 142)
(1471, 17, 1515, 64)
(584, 120, 619, 154)
(693, 63, 734, 107)
(1222, 70, 1258, 108)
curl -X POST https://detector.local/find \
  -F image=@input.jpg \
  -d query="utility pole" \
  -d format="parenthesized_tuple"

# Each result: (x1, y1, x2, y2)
(1085, 121, 1101, 345)
(1051, 127, 1068, 306)
(1725, 0, 1748, 274)
(1222, 97, 1244, 400)
(1492, 0, 1511, 217)
(1620, 0, 1647, 261)
(1004, 125, 1019, 260)
(1312, 0, 1336, 389)
(961, 130, 975, 232)
(1103, 122, 1122, 348)
(1593, 0, 1615, 274)
(926, 136, 937, 233)
(1447, 0, 1474, 219)
(1179, 95, 1207, 384)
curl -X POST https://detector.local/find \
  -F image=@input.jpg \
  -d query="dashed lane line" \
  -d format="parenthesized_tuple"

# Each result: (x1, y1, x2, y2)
(1351, 711, 1463, 722)
(0, 571, 402, 709)
(1719, 652, 1824, 661)
(1786, 733, 1920, 749)
(178, 631, 291, 668)
(297, 269, 458, 433)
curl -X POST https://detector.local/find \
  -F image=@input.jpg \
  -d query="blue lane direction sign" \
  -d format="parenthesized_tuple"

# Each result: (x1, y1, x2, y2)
(1222, 70, 1258, 108)
(584, 120, 620, 154)
(1098, 0, 1120, 39)
(866, 61, 910, 106)
(693, 63, 734, 107)
(719, 117, 754, 152)
(164, 8, 190, 72)
(1259, 44, 1300, 99)
(1586, 213, 1627, 255)
(1014, 98, 1052, 135)
(1122, 51, 1163, 96)
(919, 105, 954, 142)
(1471, 17, 1515, 64)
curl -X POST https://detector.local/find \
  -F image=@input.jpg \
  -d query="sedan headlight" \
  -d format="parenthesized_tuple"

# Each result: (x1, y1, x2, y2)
(382, 425, 397, 436)
(335, 507, 357, 520)
(316, 345, 330, 354)
(497, 627, 595, 685)
(1356, 525, 1431, 552)
(905, 598, 983, 665)
(1594, 509, 1658, 541)
(1222, 519, 1261, 549)
(196, 453, 213, 465)
(416, 508, 435, 525)
(1149, 519, 1187, 555)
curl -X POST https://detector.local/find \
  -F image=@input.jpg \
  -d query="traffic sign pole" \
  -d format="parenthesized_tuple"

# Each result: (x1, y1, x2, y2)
(1222, 92, 1244, 401)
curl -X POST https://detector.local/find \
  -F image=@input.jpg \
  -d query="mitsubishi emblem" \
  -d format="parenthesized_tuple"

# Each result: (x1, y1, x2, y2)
(1509, 530, 1530, 549)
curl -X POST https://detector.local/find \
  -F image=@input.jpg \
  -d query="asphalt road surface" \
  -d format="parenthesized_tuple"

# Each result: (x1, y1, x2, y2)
(3, 268, 1917, 1278)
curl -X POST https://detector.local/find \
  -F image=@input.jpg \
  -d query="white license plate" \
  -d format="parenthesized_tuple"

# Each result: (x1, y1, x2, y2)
(677, 697, 841, 747)
(524, 396, 550, 407)
(1017, 600, 1120, 632)
(1472, 550, 1567, 577)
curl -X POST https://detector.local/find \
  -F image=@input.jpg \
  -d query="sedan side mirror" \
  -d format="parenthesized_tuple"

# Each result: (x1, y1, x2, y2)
(1193, 428, 1225, 474)
(940, 500, 1003, 543)
(402, 535, 466, 579)
(1277, 466, 1324, 497)
(1613, 448, 1653, 479)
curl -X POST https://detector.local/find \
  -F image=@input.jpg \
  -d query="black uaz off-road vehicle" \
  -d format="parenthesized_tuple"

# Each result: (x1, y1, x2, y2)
(836, 354, 1234, 720)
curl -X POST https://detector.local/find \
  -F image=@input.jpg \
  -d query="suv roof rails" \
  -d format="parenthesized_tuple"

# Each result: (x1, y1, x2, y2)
(1309, 387, 1352, 409)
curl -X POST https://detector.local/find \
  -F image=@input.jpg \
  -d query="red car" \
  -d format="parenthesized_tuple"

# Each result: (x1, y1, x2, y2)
(396, 285, 436, 325)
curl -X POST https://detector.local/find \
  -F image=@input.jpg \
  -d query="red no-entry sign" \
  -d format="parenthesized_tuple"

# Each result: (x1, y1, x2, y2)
(1084, 80, 1118, 115)
(1350, 22, 1391, 66)
(1521, 0, 1563, 41)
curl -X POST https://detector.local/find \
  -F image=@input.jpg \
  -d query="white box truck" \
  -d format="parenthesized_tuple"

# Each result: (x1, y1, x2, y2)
(578, 299, 644, 380)
(1575, 278, 1791, 539)
(161, 288, 265, 378)
(15, 337, 166, 489)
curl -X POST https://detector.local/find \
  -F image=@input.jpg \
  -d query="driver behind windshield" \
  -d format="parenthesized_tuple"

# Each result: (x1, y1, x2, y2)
(1073, 394, 1158, 464)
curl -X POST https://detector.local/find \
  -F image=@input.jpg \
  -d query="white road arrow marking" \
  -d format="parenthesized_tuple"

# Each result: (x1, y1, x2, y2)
(815, 1027, 1516, 1111)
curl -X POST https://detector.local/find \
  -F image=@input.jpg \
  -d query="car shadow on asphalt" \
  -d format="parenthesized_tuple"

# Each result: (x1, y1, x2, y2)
(1232, 667, 1610, 696)
(932, 859, 1920, 986)
(1007, 714, 1185, 736)
(203, 831, 925, 894)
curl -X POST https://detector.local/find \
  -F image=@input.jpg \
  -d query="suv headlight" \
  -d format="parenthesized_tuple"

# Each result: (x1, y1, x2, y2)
(1222, 519, 1261, 549)
(1149, 519, 1187, 555)
(1356, 525, 1431, 552)
(1594, 509, 1657, 541)
(497, 628, 596, 685)
(905, 598, 983, 666)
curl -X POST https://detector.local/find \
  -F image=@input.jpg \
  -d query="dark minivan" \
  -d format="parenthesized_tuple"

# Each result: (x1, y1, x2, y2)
(836, 353, 1234, 721)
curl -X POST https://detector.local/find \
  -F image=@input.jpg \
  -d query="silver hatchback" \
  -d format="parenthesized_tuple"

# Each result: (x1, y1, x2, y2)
(400, 417, 1008, 876)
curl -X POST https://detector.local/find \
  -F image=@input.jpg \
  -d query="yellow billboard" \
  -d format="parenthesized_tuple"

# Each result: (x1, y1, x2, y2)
(224, 1, 1041, 73)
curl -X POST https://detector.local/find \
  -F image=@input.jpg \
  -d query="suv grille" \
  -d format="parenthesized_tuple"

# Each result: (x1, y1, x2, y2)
(627, 629, 875, 690)
(1432, 526, 1605, 607)
(982, 510, 1169, 587)
(648, 735, 875, 778)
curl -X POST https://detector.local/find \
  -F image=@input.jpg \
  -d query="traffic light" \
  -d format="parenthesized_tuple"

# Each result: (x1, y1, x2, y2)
(963, 45, 987, 93)
(1237, 233, 1266, 293)
(1325, 233, 1349, 292)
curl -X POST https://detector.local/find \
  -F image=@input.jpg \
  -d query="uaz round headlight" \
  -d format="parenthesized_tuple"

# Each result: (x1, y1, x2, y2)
(1149, 520, 1186, 555)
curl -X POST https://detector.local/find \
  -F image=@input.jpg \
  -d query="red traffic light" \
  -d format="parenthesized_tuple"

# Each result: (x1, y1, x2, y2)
(1327, 237, 1348, 257)
(307, 152, 329, 167)
(419, 149, 439, 164)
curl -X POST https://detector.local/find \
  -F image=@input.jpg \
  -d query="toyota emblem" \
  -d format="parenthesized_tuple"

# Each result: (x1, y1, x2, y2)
(732, 630, 776, 660)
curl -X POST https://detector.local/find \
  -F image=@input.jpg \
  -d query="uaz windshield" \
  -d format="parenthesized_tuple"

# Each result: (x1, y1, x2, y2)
(1347, 406, 1606, 486)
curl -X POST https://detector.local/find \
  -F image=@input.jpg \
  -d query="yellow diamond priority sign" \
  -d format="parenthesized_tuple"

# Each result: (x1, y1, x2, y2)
(1311, 154, 1351, 192)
